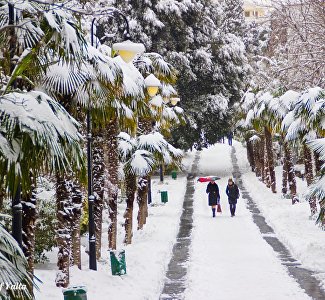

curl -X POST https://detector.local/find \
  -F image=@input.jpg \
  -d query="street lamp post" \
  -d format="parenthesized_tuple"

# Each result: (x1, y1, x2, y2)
(8, 2, 23, 249)
(88, 10, 144, 271)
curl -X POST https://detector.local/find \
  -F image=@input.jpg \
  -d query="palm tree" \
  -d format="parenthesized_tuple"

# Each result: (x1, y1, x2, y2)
(242, 91, 277, 192)
(0, 91, 85, 291)
(283, 87, 324, 215)
(306, 138, 325, 228)
(0, 1, 88, 286)
(0, 223, 38, 300)
(269, 90, 300, 200)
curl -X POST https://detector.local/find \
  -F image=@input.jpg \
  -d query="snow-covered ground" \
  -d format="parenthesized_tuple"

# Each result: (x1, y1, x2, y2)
(35, 141, 325, 299)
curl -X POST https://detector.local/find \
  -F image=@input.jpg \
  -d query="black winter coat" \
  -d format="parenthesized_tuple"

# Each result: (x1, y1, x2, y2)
(226, 183, 239, 204)
(206, 182, 220, 206)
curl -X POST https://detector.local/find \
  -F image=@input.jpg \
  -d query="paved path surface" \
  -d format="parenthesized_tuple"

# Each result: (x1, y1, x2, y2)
(160, 146, 325, 299)
(160, 152, 200, 300)
(231, 146, 325, 300)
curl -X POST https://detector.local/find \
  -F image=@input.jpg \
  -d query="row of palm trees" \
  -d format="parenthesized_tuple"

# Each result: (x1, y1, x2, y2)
(0, 0, 184, 296)
(238, 86, 325, 228)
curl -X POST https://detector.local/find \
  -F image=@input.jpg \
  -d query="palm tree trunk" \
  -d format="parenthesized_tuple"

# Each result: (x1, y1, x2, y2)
(264, 137, 270, 187)
(93, 132, 105, 258)
(106, 118, 119, 250)
(124, 173, 137, 245)
(283, 142, 297, 200)
(0, 178, 5, 210)
(22, 175, 37, 275)
(259, 137, 265, 182)
(137, 177, 148, 230)
(137, 117, 153, 229)
(70, 182, 83, 269)
(253, 139, 262, 178)
(55, 174, 73, 288)
(281, 154, 288, 195)
(265, 126, 276, 193)
(303, 143, 317, 215)
(314, 150, 322, 175)
(246, 138, 255, 171)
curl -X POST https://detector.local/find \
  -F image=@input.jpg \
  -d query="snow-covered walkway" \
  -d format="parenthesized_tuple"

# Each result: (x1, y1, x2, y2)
(35, 141, 325, 299)
(184, 143, 312, 300)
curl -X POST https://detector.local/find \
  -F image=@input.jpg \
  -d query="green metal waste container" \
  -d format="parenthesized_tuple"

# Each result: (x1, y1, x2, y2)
(161, 191, 168, 203)
(62, 286, 87, 300)
(110, 249, 126, 275)
(171, 170, 177, 180)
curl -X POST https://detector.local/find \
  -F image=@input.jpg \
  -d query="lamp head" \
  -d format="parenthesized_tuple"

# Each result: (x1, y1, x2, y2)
(112, 40, 145, 63)
(144, 74, 161, 97)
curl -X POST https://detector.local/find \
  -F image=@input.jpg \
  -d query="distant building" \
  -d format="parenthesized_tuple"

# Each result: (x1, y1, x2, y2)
(243, 0, 270, 23)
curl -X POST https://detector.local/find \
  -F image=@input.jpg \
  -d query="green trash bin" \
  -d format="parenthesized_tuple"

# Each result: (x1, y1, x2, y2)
(161, 191, 168, 203)
(110, 249, 126, 275)
(171, 170, 177, 180)
(62, 286, 87, 300)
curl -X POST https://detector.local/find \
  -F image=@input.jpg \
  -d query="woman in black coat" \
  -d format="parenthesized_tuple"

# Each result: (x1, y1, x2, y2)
(206, 180, 220, 217)
(226, 178, 239, 217)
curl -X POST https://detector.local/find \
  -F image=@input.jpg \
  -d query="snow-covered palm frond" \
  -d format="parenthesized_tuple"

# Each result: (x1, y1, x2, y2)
(161, 83, 177, 98)
(125, 150, 155, 177)
(279, 90, 300, 110)
(44, 8, 86, 61)
(167, 143, 183, 159)
(285, 116, 305, 141)
(42, 62, 89, 96)
(0, 91, 84, 172)
(244, 109, 255, 127)
(0, 224, 35, 299)
(150, 95, 163, 108)
(89, 46, 122, 84)
(307, 138, 325, 163)
(137, 132, 167, 153)
(114, 56, 145, 98)
(117, 132, 136, 160)
(304, 176, 325, 206)
(241, 91, 256, 112)
(162, 107, 178, 121)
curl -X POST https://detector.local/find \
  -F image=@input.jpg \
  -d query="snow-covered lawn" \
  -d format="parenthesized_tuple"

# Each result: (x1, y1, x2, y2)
(35, 151, 195, 299)
(34, 142, 325, 299)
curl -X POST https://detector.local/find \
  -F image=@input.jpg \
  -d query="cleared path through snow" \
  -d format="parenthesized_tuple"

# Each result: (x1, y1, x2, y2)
(184, 143, 311, 300)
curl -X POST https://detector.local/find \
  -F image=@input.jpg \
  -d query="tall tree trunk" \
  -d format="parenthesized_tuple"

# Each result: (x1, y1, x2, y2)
(263, 137, 270, 187)
(303, 143, 317, 215)
(281, 154, 288, 195)
(314, 150, 322, 175)
(260, 137, 265, 182)
(70, 182, 83, 269)
(253, 139, 262, 178)
(55, 175, 73, 288)
(0, 179, 5, 210)
(265, 126, 276, 193)
(22, 174, 37, 277)
(137, 117, 153, 229)
(93, 133, 105, 258)
(106, 118, 119, 250)
(137, 177, 148, 230)
(283, 142, 297, 200)
(246, 138, 255, 171)
(124, 173, 137, 245)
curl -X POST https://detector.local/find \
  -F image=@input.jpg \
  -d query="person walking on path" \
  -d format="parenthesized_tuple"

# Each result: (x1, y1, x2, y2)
(226, 178, 239, 217)
(206, 180, 220, 217)
(227, 132, 233, 146)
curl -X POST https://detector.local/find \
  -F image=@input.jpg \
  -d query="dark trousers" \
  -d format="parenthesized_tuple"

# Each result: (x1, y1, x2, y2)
(230, 203, 236, 216)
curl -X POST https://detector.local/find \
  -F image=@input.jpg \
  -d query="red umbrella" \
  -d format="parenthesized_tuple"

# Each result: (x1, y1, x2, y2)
(197, 176, 221, 182)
